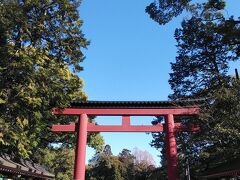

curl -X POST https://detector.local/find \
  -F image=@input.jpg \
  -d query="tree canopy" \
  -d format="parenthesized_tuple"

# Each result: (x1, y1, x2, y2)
(0, 0, 104, 178)
(147, 0, 240, 178)
(86, 145, 158, 180)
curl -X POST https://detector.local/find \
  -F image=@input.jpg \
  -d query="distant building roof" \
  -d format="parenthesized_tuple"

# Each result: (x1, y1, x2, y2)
(71, 100, 205, 109)
(0, 154, 54, 179)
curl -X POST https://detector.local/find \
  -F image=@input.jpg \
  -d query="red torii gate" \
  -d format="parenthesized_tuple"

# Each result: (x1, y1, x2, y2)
(51, 101, 200, 180)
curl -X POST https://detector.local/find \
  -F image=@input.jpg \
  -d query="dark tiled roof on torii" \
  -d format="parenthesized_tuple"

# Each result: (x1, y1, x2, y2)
(71, 99, 205, 109)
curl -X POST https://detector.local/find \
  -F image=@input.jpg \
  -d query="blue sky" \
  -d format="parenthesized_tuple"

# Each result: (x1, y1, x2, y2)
(79, 0, 240, 166)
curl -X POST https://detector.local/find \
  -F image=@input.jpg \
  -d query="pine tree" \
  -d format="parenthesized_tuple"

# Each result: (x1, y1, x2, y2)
(146, 0, 240, 177)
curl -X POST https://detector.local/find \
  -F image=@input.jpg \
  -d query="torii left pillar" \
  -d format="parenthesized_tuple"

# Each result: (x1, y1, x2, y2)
(74, 114, 88, 180)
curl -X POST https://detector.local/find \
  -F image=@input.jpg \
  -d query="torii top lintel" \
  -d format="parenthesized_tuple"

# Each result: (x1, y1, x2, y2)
(52, 100, 202, 116)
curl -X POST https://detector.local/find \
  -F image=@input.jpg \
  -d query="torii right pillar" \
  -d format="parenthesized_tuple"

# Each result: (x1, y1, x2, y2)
(164, 114, 199, 180)
(166, 114, 178, 180)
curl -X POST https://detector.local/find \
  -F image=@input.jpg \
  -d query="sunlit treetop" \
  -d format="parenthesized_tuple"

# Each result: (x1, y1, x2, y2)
(0, 0, 89, 72)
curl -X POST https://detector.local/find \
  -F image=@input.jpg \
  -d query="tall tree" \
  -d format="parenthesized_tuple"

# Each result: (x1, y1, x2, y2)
(146, 0, 240, 178)
(0, 0, 103, 171)
(103, 144, 113, 156)
(169, 16, 233, 99)
(118, 149, 135, 180)
(146, 0, 240, 59)
(87, 145, 125, 180)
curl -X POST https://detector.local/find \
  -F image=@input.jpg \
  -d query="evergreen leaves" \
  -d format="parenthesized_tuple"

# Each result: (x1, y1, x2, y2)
(0, 2, 104, 178)
(147, 0, 240, 178)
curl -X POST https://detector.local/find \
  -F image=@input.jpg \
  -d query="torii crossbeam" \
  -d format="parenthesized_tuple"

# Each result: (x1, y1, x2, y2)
(51, 101, 200, 180)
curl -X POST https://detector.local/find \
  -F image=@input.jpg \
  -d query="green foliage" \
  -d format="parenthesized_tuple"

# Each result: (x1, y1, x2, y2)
(195, 81, 240, 166)
(0, 1, 104, 178)
(166, 81, 240, 178)
(87, 145, 157, 180)
(36, 147, 75, 180)
(146, 0, 191, 25)
(146, 0, 227, 25)
(0, 44, 86, 155)
(118, 149, 135, 180)
(87, 154, 125, 180)
(170, 16, 233, 99)
(147, 0, 240, 178)
(0, 0, 89, 71)
(87, 131, 105, 152)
